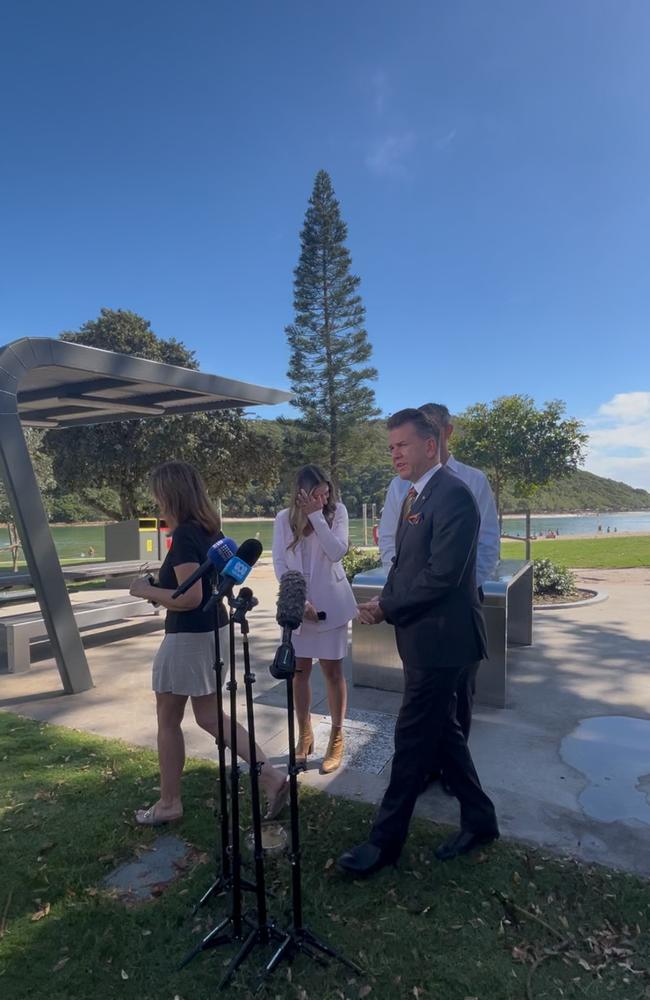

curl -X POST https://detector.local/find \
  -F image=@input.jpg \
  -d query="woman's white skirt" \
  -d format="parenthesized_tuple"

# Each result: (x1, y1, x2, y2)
(291, 622, 349, 661)
(152, 626, 230, 697)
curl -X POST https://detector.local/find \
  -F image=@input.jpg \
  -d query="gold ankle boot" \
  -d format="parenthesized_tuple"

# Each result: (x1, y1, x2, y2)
(321, 726, 344, 774)
(295, 720, 314, 767)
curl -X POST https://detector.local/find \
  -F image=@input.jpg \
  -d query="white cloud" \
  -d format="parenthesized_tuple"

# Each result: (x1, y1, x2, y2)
(365, 132, 416, 177)
(583, 392, 650, 492)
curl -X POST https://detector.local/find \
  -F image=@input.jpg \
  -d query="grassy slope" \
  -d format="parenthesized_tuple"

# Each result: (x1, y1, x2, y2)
(1, 714, 648, 1000)
(500, 535, 650, 568)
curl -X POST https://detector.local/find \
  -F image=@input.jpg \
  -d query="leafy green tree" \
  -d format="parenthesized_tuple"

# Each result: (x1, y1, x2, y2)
(455, 395, 587, 555)
(44, 308, 279, 520)
(0, 429, 55, 570)
(286, 170, 378, 484)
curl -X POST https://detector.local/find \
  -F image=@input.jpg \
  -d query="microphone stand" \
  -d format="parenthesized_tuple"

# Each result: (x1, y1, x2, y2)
(260, 627, 362, 986)
(178, 585, 255, 971)
(214, 587, 286, 990)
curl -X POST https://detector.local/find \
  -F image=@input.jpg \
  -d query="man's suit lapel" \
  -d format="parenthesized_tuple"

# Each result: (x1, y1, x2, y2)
(394, 470, 444, 557)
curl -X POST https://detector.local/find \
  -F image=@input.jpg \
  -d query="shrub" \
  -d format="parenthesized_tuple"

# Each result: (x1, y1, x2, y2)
(342, 546, 382, 582)
(533, 558, 577, 597)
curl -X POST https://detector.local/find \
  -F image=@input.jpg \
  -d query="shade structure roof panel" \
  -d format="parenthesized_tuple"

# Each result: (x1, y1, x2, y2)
(0, 338, 291, 427)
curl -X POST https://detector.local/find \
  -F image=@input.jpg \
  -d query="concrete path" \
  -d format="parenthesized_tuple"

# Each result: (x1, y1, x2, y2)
(1, 564, 648, 876)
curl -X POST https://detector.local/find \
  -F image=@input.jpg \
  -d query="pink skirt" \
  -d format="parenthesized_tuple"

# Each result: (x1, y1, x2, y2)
(291, 621, 349, 661)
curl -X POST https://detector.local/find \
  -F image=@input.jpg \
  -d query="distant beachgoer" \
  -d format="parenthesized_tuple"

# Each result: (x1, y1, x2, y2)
(598, 524, 602, 533)
(88, 545, 96, 558)
(607, 526, 610, 534)
(614, 526, 618, 533)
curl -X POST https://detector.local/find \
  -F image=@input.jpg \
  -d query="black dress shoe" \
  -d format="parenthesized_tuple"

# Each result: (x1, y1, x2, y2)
(435, 828, 499, 861)
(338, 842, 397, 878)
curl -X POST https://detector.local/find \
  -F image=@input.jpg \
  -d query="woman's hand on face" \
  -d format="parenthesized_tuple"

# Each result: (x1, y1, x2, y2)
(297, 488, 324, 516)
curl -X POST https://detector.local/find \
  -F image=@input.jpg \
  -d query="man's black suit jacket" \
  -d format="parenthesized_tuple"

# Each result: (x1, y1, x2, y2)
(380, 465, 488, 670)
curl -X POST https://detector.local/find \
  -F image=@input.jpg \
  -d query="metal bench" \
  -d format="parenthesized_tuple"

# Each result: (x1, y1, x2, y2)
(0, 596, 162, 674)
(350, 559, 533, 709)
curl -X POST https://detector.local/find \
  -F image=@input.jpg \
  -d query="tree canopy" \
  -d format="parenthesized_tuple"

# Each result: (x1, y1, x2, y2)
(286, 170, 378, 483)
(44, 308, 279, 520)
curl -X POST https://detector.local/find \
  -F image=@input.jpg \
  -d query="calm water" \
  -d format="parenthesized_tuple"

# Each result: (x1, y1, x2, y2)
(501, 511, 650, 537)
(0, 510, 648, 565)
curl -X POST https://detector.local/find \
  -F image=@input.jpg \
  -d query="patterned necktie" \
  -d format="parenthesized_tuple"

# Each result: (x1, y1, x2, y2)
(400, 486, 417, 523)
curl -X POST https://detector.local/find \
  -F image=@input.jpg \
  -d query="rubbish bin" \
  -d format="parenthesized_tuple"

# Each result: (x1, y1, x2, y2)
(105, 518, 161, 562)
(350, 559, 533, 709)
(159, 519, 172, 557)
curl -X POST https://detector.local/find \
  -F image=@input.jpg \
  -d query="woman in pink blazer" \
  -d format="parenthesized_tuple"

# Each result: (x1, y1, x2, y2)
(272, 465, 358, 774)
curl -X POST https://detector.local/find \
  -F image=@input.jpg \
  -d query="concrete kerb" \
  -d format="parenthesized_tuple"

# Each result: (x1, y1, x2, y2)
(534, 590, 609, 611)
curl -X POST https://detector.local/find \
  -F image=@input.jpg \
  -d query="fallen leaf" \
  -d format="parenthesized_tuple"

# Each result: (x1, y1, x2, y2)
(52, 957, 70, 972)
(359, 987, 372, 998)
(324, 858, 334, 870)
(121, 969, 129, 980)
(31, 902, 51, 921)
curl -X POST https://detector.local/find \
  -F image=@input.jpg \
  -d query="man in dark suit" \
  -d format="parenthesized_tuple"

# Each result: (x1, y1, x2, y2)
(338, 408, 499, 877)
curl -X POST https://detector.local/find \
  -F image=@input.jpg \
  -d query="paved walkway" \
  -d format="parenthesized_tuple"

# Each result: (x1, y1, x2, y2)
(1, 565, 648, 876)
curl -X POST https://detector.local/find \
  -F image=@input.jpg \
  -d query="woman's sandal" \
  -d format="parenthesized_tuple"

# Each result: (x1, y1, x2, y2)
(264, 778, 290, 821)
(135, 804, 183, 827)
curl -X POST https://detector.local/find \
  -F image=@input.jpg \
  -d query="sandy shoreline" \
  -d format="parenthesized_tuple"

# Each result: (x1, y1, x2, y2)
(501, 530, 650, 540)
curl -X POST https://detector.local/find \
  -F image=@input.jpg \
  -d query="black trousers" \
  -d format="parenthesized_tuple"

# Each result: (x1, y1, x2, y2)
(370, 661, 497, 858)
(456, 660, 480, 740)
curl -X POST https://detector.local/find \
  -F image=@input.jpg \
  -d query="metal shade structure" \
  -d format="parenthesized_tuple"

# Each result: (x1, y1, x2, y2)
(0, 337, 291, 693)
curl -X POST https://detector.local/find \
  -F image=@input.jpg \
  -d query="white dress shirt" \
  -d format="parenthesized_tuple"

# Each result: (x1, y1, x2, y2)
(378, 455, 500, 586)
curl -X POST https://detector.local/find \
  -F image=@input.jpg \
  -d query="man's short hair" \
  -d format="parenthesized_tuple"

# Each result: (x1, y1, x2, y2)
(419, 402, 452, 427)
(386, 407, 441, 442)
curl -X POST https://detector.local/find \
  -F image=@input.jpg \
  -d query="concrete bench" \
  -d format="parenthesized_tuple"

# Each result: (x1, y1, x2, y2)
(0, 597, 162, 674)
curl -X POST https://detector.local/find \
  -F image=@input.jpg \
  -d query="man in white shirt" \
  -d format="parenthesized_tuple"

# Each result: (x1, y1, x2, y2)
(378, 402, 500, 745)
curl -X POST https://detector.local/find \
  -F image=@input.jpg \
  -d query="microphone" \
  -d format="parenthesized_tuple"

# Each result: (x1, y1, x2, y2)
(203, 538, 263, 609)
(271, 571, 306, 679)
(276, 570, 307, 632)
(171, 536, 237, 599)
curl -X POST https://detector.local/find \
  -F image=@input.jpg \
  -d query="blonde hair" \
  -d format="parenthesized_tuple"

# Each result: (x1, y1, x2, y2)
(287, 464, 337, 551)
(150, 461, 221, 535)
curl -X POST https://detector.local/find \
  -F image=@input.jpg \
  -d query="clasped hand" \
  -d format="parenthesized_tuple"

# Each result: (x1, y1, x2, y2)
(356, 598, 385, 625)
(129, 576, 152, 599)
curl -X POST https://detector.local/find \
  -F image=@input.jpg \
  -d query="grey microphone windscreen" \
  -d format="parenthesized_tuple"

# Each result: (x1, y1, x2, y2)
(277, 571, 306, 631)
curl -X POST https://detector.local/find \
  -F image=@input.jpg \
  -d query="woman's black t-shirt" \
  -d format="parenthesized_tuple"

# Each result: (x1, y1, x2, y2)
(158, 521, 228, 633)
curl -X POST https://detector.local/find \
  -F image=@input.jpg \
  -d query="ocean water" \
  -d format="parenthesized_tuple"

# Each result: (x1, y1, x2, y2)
(0, 511, 648, 567)
(501, 511, 650, 537)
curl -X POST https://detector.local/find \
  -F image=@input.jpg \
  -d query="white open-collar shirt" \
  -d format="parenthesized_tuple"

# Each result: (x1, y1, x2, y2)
(378, 455, 500, 586)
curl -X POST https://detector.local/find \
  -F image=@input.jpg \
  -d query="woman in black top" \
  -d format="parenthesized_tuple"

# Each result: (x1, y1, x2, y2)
(130, 461, 288, 826)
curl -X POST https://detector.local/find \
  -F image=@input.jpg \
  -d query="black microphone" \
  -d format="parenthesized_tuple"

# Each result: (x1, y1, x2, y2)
(271, 571, 306, 680)
(171, 535, 238, 599)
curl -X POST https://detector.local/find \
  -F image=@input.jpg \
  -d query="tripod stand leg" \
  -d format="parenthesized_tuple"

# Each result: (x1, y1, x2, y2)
(178, 915, 234, 970)
(300, 929, 363, 973)
(191, 875, 229, 917)
(218, 925, 259, 990)
(262, 933, 293, 978)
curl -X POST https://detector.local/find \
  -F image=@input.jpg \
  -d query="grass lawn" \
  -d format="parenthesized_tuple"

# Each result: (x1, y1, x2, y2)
(500, 535, 650, 569)
(1, 715, 649, 999)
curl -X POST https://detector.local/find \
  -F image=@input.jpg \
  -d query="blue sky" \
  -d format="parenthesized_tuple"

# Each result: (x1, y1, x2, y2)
(1, 1, 649, 488)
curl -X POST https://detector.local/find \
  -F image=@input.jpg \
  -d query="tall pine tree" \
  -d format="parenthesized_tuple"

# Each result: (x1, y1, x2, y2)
(286, 170, 378, 484)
